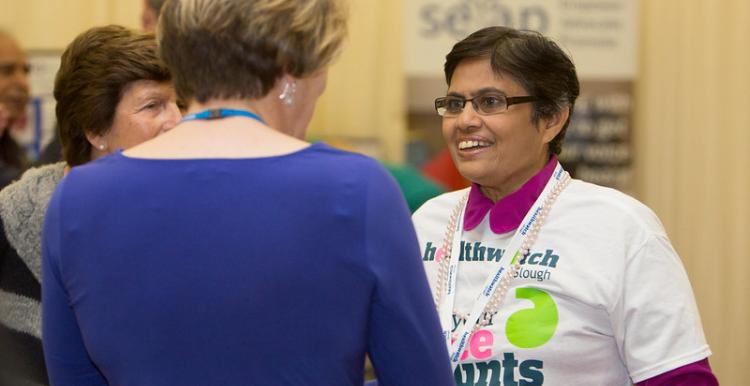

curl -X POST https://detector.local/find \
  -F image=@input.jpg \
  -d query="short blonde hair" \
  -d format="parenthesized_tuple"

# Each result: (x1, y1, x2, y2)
(158, 0, 347, 103)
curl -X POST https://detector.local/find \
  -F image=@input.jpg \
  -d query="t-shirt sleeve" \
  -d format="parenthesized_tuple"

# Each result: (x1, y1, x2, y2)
(362, 166, 454, 386)
(42, 182, 108, 386)
(611, 233, 711, 382)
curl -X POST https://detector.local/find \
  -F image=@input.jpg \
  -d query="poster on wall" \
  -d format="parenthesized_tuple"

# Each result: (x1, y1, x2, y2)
(405, 0, 638, 193)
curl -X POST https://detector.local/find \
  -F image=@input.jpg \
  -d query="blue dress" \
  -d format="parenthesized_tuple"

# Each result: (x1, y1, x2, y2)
(42, 143, 453, 386)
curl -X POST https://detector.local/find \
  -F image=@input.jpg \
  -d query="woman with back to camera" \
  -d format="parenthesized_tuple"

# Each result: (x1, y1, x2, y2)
(412, 26, 718, 385)
(0, 25, 180, 385)
(41, 1, 454, 385)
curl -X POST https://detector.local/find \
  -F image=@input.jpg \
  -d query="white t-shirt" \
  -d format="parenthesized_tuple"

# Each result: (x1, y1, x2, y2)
(412, 180, 711, 385)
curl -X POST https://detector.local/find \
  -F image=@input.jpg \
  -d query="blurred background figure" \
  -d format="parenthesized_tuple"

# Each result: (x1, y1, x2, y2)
(141, 0, 165, 32)
(0, 30, 30, 189)
(0, 25, 179, 386)
(41, 1, 453, 385)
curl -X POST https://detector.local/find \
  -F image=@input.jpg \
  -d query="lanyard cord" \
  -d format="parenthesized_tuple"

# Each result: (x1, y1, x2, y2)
(180, 108, 266, 124)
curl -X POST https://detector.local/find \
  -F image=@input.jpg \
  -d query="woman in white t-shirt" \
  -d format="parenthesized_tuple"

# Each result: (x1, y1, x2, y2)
(412, 26, 718, 385)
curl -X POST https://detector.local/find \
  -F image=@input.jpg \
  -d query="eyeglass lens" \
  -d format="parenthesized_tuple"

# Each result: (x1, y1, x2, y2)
(436, 93, 508, 116)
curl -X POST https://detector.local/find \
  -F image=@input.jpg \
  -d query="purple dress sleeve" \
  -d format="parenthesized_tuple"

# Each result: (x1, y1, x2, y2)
(363, 166, 454, 385)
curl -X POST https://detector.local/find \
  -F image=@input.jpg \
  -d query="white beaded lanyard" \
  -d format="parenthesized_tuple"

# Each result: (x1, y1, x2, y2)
(435, 162, 571, 370)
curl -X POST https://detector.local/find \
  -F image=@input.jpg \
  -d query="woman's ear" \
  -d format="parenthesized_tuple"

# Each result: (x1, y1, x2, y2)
(85, 131, 107, 151)
(540, 107, 570, 144)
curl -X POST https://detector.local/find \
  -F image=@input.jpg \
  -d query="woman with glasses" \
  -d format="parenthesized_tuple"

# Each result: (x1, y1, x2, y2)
(41, 1, 453, 385)
(412, 26, 717, 385)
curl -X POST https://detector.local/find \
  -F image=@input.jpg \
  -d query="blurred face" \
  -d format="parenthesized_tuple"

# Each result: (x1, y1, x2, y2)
(442, 58, 559, 196)
(141, 0, 158, 32)
(91, 80, 180, 155)
(0, 35, 30, 125)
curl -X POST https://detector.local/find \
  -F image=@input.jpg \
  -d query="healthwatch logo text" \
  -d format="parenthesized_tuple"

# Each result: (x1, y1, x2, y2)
(422, 241, 561, 283)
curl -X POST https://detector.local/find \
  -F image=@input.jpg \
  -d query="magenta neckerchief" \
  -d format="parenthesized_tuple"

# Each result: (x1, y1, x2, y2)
(464, 156, 558, 234)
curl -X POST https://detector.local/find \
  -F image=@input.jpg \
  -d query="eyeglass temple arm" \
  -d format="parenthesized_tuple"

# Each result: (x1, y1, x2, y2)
(506, 96, 538, 106)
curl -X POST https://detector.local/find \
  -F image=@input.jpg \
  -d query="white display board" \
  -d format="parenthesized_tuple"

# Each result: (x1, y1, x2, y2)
(405, 0, 638, 80)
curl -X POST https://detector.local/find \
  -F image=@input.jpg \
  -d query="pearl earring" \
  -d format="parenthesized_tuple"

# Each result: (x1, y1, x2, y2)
(278, 81, 296, 106)
(98, 144, 105, 150)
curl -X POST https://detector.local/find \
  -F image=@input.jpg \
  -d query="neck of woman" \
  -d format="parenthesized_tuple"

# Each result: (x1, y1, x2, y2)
(479, 154, 551, 203)
(188, 98, 273, 126)
(187, 99, 265, 120)
(123, 97, 307, 159)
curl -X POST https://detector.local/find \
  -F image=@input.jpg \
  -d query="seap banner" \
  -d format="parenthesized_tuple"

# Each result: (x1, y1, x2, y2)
(405, 0, 638, 80)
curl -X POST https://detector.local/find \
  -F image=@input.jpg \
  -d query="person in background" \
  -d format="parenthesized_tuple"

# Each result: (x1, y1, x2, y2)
(0, 30, 30, 189)
(41, 1, 453, 385)
(141, 0, 166, 32)
(31, 0, 177, 169)
(32, 129, 62, 166)
(382, 162, 444, 212)
(0, 25, 180, 385)
(412, 26, 718, 385)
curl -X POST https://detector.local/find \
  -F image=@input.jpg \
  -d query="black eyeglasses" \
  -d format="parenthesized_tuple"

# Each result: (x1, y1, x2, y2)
(434, 93, 538, 117)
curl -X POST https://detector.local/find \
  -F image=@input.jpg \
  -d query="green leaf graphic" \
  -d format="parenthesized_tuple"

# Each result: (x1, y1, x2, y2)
(505, 287, 558, 348)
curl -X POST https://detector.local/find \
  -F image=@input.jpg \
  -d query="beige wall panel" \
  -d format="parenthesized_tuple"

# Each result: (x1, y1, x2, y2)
(109, 0, 142, 30)
(309, 0, 405, 162)
(0, 0, 141, 50)
(637, 0, 750, 383)
(722, 1, 750, 378)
